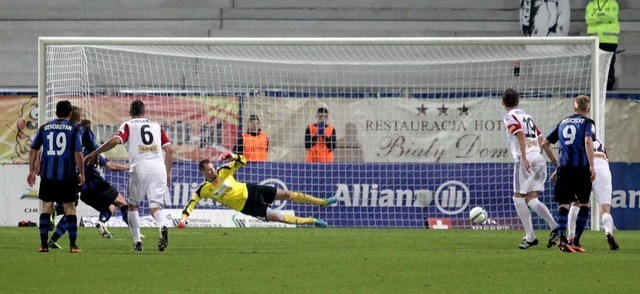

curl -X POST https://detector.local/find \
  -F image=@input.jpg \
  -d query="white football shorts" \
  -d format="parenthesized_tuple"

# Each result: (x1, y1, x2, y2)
(128, 172, 168, 208)
(513, 152, 547, 195)
(592, 158, 612, 205)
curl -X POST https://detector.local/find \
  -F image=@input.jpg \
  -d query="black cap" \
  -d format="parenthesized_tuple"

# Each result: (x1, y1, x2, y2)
(249, 115, 260, 121)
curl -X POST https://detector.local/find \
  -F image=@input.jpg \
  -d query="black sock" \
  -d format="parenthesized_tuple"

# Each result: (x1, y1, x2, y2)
(574, 206, 590, 245)
(66, 215, 78, 247)
(51, 215, 67, 242)
(120, 205, 129, 225)
(39, 213, 51, 247)
(99, 210, 112, 223)
(557, 206, 569, 242)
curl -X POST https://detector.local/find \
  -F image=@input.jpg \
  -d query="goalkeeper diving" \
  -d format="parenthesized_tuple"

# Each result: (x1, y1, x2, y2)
(177, 152, 337, 228)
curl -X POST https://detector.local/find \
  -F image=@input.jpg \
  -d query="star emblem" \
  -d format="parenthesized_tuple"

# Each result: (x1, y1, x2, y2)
(416, 104, 428, 116)
(437, 104, 449, 116)
(458, 104, 470, 116)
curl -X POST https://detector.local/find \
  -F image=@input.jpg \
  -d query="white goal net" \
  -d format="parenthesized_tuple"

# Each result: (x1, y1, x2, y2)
(39, 37, 604, 229)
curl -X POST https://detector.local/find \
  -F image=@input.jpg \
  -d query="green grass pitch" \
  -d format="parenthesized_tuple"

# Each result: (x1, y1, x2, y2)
(1, 227, 638, 293)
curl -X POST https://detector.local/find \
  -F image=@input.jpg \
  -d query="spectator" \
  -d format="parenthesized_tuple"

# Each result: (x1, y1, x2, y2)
(520, 0, 570, 36)
(233, 115, 269, 162)
(305, 107, 336, 163)
(586, 0, 620, 91)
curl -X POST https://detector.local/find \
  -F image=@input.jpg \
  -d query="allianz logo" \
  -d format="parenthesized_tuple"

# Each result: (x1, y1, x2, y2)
(611, 189, 640, 208)
(334, 180, 470, 215)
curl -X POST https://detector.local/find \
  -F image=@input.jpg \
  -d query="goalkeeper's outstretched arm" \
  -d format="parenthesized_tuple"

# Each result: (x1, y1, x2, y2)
(181, 192, 203, 222)
(221, 152, 247, 171)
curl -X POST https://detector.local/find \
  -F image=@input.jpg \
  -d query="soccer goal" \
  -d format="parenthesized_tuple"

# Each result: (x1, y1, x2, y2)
(38, 37, 607, 229)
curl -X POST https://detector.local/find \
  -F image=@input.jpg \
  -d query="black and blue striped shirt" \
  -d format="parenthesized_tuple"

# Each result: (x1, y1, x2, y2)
(81, 125, 109, 191)
(546, 114, 596, 167)
(31, 119, 82, 181)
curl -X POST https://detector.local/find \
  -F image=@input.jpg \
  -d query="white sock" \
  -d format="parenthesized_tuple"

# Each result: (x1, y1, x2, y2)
(567, 205, 579, 239)
(513, 197, 535, 242)
(602, 213, 614, 236)
(128, 211, 141, 243)
(527, 198, 558, 230)
(153, 209, 167, 229)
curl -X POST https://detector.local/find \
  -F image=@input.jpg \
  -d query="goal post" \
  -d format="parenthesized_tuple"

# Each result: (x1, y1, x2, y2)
(38, 36, 605, 229)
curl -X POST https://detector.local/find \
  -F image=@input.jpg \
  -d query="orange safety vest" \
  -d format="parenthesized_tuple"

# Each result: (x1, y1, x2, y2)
(306, 124, 334, 163)
(242, 131, 268, 162)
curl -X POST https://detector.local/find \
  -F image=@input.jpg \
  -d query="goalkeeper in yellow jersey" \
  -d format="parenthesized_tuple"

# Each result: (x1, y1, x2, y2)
(177, 152, 337, 228)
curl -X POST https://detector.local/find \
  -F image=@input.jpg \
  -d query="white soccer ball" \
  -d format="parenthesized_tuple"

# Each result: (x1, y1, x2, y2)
(469, 207, 488, 224)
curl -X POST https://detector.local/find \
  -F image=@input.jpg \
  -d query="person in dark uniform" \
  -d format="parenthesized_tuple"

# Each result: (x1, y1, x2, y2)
(541, 95, 596, 253)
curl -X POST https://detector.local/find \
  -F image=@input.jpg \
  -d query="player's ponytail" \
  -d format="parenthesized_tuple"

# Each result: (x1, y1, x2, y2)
(574, 95, 590, 112)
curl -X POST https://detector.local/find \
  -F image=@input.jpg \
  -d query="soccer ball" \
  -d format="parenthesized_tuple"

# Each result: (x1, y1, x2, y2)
(469, 207, 488, 224)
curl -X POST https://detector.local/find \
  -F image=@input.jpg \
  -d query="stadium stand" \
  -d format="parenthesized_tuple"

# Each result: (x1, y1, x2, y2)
(0, 0, 638, 89)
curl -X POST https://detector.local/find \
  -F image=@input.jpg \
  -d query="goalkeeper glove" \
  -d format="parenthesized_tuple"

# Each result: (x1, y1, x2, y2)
(219, 152, 234, 161)
(176, 218, 188, 229)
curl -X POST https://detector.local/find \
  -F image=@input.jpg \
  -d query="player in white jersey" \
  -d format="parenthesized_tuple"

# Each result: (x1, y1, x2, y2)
(85, 100, 173, 252)
(502, 89, 558, 249)
(566, 138, 619, 250)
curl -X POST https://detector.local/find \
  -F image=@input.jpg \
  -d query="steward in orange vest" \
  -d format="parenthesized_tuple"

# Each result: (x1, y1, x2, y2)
(233, 115, 269, 162)
(305, 108, 336, 162)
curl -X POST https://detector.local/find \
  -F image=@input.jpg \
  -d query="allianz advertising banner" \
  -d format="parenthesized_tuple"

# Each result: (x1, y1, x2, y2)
(6, 162, 639, 229)
(105, 162, 504, 229)
(608, 163, 640, 229)
(101, 162, 636, 229)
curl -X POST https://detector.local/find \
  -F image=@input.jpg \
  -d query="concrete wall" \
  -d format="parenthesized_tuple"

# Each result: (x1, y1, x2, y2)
(0, 0, 638, 89)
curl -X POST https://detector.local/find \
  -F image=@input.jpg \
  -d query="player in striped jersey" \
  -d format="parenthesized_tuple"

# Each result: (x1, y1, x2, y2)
(177, 152, 337, 229)
(47, 107, 131, 249)
(501, 89, 558, 249)
(542, 95, 596, 253)
(27, 100, 84, 253)
(566, 138, 619, 250)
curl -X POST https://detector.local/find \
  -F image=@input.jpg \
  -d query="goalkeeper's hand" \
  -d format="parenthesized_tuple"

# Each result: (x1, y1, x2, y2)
(219, 152, 234, 161)
(176, 218, 188, 229)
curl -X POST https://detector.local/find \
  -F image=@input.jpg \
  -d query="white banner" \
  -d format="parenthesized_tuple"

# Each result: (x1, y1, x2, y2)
(0, 165, 40, 226)
(0, 165, 106, 226)
(81, 209, 296, 228)
(246, 96, 576, 163)
(0, 165, 296, 228)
